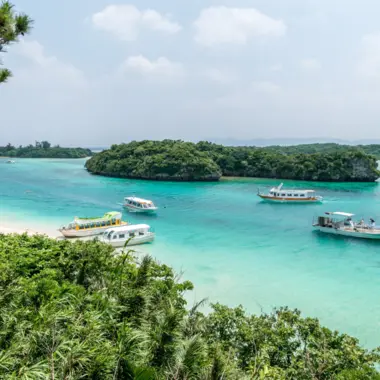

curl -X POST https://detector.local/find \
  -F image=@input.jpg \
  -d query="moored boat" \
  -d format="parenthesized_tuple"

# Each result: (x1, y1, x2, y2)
(258, 183, 323, 203)
(59, 211, 127, 238)
(123, 197, 158, 213)
(313, 211, 380, 240)
(99, 224, 155, 247)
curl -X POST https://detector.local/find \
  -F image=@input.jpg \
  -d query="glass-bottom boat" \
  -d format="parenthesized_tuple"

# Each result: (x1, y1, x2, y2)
(258, 183, 323, 203)
(99, 224, 155, 247)
(59, 211, 127, 238)
(123, 197, 158, 213)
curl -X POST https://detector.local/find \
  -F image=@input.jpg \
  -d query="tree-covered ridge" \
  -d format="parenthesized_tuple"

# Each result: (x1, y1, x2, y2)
(85, 140, 222, 181)
(86, 140, 380, 182)
(262, 143, 380, 158)
(0, 141, 93, 158)
(0, 233, 379, 379)
(0, 1, 33, 84)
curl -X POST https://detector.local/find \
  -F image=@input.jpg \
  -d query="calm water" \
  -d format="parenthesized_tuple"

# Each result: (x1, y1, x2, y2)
(1, 158, 380, 347)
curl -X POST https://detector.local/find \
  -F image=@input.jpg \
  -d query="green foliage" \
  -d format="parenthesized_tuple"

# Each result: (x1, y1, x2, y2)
(86, 140, 222, 181)
(0, 233, 378, 379)
(0, 141, 93, 158)
(0, 1, 33, 84)
(86, 140, 380, 182)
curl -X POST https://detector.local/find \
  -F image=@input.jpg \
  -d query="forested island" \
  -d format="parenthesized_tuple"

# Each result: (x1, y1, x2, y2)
(85, 140, 380, 182)
(0, 233, 378, 379)
(0, 141, 92, 158)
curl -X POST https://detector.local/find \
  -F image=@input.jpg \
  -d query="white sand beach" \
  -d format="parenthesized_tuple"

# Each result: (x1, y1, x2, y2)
(0, 220, 59, 238)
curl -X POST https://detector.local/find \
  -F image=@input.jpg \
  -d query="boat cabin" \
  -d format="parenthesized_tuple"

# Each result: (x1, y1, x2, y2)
(268, 188, 316, 199)
(103, 224, 151, 240)
(315, 212, 355, 228)
(124, 197, 157, 210)
(70, 211, 122, 231)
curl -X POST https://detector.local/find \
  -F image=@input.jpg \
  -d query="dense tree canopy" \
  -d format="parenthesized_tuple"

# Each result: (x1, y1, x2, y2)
(262, 143, 380, 158)
(86, 140, 380, 182)
(0, 1, 33, 84)
(85, 140, 222, 181)
(0, 233, 379, 379)
(0, 141, 92, 158)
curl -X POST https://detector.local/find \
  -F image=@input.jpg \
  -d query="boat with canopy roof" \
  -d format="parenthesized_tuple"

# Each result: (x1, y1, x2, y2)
(313, 211, 380, 239)
(59, 211, 127, 238)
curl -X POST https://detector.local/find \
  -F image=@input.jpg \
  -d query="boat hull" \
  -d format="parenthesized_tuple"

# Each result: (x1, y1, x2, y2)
(59, 223, 127, 238)
(313, 225, 380, 239)
(100, 233, 155, 247)
(123, 204, 157, 213)
(258, 195, 323, 203)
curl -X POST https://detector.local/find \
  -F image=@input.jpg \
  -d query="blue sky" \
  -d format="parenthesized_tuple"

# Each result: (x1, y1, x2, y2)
(1, 0, 380, 145)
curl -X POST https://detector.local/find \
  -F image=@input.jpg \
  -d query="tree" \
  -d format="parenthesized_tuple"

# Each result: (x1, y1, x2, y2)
(0, 1, 33, 84)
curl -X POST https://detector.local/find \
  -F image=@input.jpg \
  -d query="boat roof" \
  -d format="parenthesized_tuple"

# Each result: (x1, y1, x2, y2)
(106, 224, 150, 232)
(75, 211, 121, 221)
(324, 212, 355, 217)
(125, 197, 153, 204)
(270, 187, 315, 192)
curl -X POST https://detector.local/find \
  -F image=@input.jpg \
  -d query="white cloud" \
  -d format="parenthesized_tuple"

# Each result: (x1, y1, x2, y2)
(358, 32, 380, 78)
(203, 68, 237, 84)
(269, 63, 283, 72)
(91, 5, 181, 41)
(300, 58, 321, 71)
(122, 55, 184, 78)
(193, 6, 286, 47)
(252, 81, 281, 94)
(12, 40, 86, 87)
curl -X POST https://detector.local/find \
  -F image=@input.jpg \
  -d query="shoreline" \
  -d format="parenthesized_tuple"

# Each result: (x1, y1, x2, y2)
(0, 219, 58, 238)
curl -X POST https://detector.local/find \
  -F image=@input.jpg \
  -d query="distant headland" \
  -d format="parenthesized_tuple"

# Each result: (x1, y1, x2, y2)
(85, 140, 380, 182)
(0, 141, 93, 159)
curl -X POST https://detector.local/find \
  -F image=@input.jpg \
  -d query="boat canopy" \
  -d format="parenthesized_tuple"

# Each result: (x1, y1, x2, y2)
(74, 211, 122, 223)
(324, 212, 355, 218)
(269, 187, 315, 193)
(125, 197, 153, 205)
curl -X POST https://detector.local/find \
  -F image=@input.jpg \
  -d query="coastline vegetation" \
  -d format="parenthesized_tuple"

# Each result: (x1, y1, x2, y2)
(0, 233, 379, 379)
(0, 141, 93, 158)
(85, 140, 380, 182)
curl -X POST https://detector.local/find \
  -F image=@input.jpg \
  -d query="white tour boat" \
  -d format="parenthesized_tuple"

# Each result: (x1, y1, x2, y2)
(123, 197, 158, 213)
(313, 212, 380, 240)
(59, 211, 127, 238)
(99, 224, 155, 247)
(258, 183, 323, 203)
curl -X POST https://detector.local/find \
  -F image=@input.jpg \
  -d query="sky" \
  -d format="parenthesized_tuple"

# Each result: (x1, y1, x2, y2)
(1, 0, 380, 146)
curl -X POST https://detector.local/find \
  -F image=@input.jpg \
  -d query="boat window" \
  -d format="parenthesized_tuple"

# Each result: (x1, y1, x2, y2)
(300, 194, 305, 197)
(294, 194, 299, 197)
(139, 232, 144, 236)
(287, 194, 292, 196)
(113, 235, 117, 239)
(281, 193, 286, 196)
(119, 234, 125, 239)
(130, 232, 135, 237)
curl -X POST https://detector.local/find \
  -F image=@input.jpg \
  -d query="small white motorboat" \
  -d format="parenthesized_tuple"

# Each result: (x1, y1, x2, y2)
(313, 211, 380, 240)
(59, 211, 127, 238)
(99, 224, 155, 247)
(258, 183, 323, 203)
(123, 197, 158, 213)
(6, 160, 15, 164)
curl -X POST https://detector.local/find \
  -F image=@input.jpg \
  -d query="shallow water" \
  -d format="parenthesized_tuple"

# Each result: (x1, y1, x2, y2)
(1, 158, 380, 347)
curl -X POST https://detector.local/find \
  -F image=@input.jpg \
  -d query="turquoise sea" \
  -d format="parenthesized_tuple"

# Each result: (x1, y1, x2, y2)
(1, 158, 380, 348)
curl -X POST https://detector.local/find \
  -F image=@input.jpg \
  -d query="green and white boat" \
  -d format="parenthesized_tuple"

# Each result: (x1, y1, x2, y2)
(59, 211, 127, 238)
